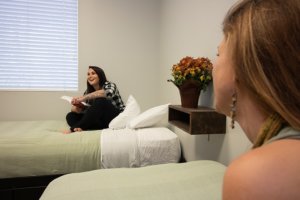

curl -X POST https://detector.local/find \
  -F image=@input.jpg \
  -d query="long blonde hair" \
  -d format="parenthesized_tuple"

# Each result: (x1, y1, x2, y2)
(223, 0, 300, 147)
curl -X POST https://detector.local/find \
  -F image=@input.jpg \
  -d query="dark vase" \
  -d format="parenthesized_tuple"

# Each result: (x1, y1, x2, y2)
(178, 80, 201, 108)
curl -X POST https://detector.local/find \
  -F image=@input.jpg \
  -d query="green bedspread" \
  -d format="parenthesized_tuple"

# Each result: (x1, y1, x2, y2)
(0, 120, 101, 178)
(41, 160, 226, 200)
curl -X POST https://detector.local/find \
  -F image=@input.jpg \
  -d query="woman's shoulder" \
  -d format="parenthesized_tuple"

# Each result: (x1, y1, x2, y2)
(223, 139, 300, 200)
(103, 81, 116, 89)
(103, 81, 111, 85)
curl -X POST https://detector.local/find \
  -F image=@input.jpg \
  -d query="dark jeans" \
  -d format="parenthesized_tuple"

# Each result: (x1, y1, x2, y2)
(66, 97, 120, 131)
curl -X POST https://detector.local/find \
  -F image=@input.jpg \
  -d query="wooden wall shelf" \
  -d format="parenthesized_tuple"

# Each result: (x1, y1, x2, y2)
(168, 105, 226, 135)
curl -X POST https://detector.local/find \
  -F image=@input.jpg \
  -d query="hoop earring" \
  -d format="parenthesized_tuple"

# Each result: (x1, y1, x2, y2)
(230, 92, 237, 129)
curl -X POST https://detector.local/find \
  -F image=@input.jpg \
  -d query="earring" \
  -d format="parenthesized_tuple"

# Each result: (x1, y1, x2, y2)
(230, 92, 237, 129)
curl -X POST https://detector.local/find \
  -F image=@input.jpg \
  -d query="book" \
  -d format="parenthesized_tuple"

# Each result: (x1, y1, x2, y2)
(61, 95, 90, 107)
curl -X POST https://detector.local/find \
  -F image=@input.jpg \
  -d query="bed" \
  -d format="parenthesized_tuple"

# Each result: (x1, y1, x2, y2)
(0, 96, 181, 199)
(0, 97, 177, 178)
(0, 120, 180, 178)
(0, 119, 181, 200)
(40, 160, 226, 200)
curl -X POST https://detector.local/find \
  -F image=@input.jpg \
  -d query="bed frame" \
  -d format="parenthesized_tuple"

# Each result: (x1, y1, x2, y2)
(0, 174, 63, 200)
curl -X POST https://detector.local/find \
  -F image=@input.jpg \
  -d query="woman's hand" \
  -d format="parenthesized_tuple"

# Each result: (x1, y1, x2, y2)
(71, 96, 84, 104)
(71, 96, 85, 109)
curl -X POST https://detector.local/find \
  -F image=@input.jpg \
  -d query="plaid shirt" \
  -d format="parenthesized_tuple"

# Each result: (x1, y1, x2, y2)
(103, 81, 125, 111)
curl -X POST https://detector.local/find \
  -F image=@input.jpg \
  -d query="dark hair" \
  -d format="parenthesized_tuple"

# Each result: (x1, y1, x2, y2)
(86, 66, 108, 94)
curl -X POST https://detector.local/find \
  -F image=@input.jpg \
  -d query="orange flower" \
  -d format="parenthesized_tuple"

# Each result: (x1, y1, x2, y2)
(168, 56, 213, 91)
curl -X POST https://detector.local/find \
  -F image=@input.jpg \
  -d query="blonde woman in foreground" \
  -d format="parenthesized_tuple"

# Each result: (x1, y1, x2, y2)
(213, 0, 300, 199)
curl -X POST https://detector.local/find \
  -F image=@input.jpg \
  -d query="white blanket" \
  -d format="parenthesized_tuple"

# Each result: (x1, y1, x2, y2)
(101, 127, 181, 168)
(101, 128, 139, 168)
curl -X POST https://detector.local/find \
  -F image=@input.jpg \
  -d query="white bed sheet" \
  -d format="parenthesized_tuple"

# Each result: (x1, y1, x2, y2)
(101, 127, 181, 168)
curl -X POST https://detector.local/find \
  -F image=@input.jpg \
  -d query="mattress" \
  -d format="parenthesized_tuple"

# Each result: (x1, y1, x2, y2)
(0, 120, 181, 178)
(40, 160, 226, 200)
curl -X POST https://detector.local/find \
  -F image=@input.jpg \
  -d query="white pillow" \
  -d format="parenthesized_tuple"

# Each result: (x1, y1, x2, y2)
(109, 95, 141, 129)
(127, 103, 170, 129)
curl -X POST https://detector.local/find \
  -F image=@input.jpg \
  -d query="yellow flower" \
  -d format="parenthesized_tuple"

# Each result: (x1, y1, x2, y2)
(190, 69, 195, 76)
(200, 75, 205, 81)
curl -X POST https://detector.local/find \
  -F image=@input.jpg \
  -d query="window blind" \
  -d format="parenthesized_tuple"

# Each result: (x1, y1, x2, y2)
(0, 0, 78, 91)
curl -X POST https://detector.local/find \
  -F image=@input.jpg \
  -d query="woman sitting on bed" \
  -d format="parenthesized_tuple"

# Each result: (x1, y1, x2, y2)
(213, 0, 300, 199)
(64, 66, 125, 134)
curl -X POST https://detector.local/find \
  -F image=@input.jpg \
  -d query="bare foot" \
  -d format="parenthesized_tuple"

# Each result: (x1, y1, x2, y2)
(62, 129, 72, 134)
(74, 128, 83, 132)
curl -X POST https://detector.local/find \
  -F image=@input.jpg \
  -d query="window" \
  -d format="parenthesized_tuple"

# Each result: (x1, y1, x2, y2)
(0, 0, 78, 91)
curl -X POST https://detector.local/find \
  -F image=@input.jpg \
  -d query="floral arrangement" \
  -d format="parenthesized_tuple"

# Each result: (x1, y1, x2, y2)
(168, 56, 213, 90)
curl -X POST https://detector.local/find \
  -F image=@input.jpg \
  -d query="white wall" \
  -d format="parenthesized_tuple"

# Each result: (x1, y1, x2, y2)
(159, 0, 235, 107)
(78, 0, 162, 111)
(158, 0, 252, 165)
(0, 0, 161, 120)
(0, 0, 252, 165)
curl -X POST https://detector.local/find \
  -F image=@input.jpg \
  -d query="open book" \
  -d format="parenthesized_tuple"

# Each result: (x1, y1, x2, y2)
(61, 96, 90, 107)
